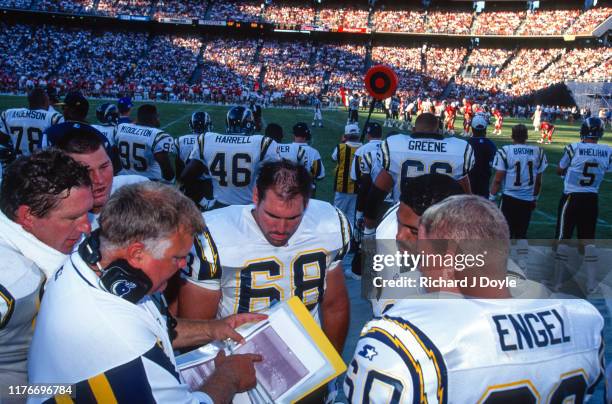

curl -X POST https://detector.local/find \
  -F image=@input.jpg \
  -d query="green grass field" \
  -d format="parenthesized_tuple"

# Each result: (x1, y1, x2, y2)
(2, 94, 610, 239)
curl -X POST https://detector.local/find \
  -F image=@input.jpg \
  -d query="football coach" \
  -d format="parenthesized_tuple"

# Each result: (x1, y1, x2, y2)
(29, 182, 263, 403)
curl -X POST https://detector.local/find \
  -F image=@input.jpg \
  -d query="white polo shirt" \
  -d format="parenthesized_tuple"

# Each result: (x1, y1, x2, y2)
(28, 250, 212, 403)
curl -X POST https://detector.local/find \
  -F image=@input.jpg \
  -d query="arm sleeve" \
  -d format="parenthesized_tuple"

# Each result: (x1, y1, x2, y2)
(492, 149, 507, 172)
(537, 149, 548, 173)
(260, 137, 280, 163)
(44, 343, 212, 404)
(181, 229, 222, 291)
(558, 145, 573, 170)
(331, 145, 338, 162)
(152, 133, 175, 154)
(188, 134, 205, 163)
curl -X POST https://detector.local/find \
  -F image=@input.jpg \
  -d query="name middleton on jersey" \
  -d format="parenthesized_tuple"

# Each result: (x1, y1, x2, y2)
(118, 126, 155, 137)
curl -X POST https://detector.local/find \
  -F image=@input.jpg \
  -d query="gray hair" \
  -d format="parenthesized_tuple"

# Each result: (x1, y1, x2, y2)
(98, 182, 204, 257)
(419, 194, 510, 266)
(420, 195, 509, 241)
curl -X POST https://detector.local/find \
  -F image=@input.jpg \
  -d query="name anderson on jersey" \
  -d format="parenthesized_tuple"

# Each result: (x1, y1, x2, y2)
(6, 110, 47, 120)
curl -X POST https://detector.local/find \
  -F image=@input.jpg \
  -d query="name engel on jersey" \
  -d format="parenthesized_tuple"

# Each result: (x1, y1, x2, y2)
(560, 142, 612, 194)
(344, 298, 604, 404)
(378, 133, 474, 202)
(181, 200, 351, 320)
(113, 123, 175, 180)
(0, 108, 63, 156)
(494, 144, 547, 201)
(188, 132, 279, 205)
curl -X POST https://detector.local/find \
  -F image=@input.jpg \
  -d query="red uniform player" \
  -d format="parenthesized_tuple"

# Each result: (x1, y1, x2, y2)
(462, 98, 473, 137)
(492, 107, 503, 135)
(445, 102, 458, 135)
(538, 121, 555, 144)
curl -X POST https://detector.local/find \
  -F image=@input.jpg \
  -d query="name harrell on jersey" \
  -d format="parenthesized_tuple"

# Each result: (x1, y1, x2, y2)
(559, 142, 612, 194)
(0, 108, 63, 156)
(377, 133, 474, 202)
(113, 123, 175, 180)
(345, 298, 604, 404)
(188, 132, 279, 205)
(493, 144, 548, 201)
(182, 200, 351, 321)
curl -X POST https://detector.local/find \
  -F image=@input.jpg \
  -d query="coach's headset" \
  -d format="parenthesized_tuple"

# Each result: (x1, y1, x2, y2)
(78, 230, 153, 304)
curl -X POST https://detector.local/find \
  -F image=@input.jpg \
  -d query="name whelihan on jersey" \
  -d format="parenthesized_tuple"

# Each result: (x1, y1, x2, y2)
(578, 148, 609, 158)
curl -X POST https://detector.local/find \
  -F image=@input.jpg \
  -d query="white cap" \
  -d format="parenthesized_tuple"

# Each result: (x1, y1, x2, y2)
(345, 124, 360, 135)
(471, 114, 488, 130)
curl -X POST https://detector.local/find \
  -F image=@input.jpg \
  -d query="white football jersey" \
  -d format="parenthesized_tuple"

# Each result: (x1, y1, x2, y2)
(559, 142, 612, 194)
(301, 144, 325, 180)
(345, 298, 604, 404)
(277, 142, 307, 166)
(0, 108, 63, 156)
(493, 144, 548, 201)
(91, 124, 116, 147)
(183, 200, 351, 321)
(351, 139, 383, 180)
(188, 132, 279, 205)
(114, 123, 175, 180)
(175, 133, 199, 164)
(377, 134, 474, 203)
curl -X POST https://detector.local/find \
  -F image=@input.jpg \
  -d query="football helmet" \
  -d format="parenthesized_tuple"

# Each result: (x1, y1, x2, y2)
(189, 111, 212, 134)
(226, 106, 255, 134)
(95, 103, 119, 125)
(580, 117, 604, 139)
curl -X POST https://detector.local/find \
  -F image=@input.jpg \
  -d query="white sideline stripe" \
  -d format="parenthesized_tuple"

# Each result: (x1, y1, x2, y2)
(162, 110, 197, 130)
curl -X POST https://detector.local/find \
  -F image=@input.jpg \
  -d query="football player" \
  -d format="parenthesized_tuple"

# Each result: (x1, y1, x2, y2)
(556, 117, 611, 242)
(461, 97, 473, 137)
(114, 104, 175, 182)
(333, 124, 362, 230)
(348, 93, 360, 124)
(492, 106, 504, 136)
(92, 103, 119, 147)
(538, 121, 555, 144)
(490, 124, 547, 239)
(532, 105, 543, 134)
(444, 101, 457, 135)
(0, 87, 63, 156)
(290, 122, 325, 197)
(363, 113, 474, 233)
(176, 111, 213, 176)
(179, 106, 279, 208)
(345, 195, 604, 403)
(276, 122, 309, 167)
(312, 95, 323, 128)
(177, 161, 351, 355)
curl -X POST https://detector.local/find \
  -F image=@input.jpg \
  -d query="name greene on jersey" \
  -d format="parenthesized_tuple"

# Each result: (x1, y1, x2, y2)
(492, 308, 570, 352)
(407, 140, 447, 153)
